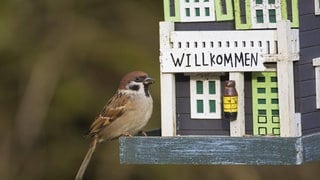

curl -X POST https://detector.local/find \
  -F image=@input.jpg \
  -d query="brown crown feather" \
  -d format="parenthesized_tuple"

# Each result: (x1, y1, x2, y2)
(118, 71, 149, 90)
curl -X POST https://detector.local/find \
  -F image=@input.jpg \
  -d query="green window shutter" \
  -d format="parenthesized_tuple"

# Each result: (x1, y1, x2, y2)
(256, 9, 264, 23)
(209, 81, 216, 94)
(257, 88, 266, 93)
(195, 8, 200, 16)
(197, 100, 204, 113)
(258, 98, 266, 104)
(257, 76, 265, 82)
(209, 100, 216, 113)
(271, 87, 278, 93)
(205, 7, 210, 16)
(271, 98, 278, 104)
(186, 8, 190, 17)
(270, 76, 277, 82)
(268, 9, 276, 23)
(272, 109, 279, 116)
(196, 81, 203, 94)
(258, 109, 267, 115)
(268, 0, 275, 4)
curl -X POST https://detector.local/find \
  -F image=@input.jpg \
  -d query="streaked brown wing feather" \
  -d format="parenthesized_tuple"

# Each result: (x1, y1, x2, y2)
(86, 91, 131, 137)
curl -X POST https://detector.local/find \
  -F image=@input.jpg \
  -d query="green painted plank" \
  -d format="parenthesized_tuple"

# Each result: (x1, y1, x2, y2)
(291, 0, 299, 27)
(164, 0, 180, 21)
(281, 0, 299, 28)
(280, 0, 288, 20)
(215, 0, 234, 21)
(120, 136, 300, 165)
(234, 0, 252, 29)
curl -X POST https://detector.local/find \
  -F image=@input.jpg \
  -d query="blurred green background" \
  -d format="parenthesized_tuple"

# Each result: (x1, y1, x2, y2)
(1, 0, 320, 179)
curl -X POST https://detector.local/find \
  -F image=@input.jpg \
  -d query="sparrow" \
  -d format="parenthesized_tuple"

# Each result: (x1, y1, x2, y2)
(75, 71, 154, 180)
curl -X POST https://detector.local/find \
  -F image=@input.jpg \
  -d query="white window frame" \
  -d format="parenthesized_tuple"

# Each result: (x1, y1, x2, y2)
(250, 0, 282, 29)
(313, 57, 320, 109)
(315, 0, 320, 15)
(190, 74, 221, 119)
(180, 0, 215, 22)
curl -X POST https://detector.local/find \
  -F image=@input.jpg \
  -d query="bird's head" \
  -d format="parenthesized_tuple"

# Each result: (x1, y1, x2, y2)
(118, 71, 154, 96)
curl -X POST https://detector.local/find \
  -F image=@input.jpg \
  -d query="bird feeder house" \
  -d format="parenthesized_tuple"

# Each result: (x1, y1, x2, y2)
(120, 0, 320, 165)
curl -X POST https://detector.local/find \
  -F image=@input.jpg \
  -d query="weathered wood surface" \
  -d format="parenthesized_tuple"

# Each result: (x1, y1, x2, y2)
(120, 132, 320, 165)
(302, 132, 320, 163)
(120, 135, 299, 165)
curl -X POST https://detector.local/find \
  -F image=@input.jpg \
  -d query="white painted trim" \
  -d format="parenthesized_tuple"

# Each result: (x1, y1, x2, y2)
(313, 57, 320, 66)
(162, 30, 279, 73)
(180, 0, 215, 22)
(160, 22, 300, 73)
(229, 72, 245, 137)
(315, 0, 320, 15)
(250, 0, 282, 29)
(313, 57, 320, 109)
(190, 74, 221, 119)
(160, 22, 176, 136)
(295, 113, 302, 137)
(160, 73, 176, 136)
(276, 21, 300, 137)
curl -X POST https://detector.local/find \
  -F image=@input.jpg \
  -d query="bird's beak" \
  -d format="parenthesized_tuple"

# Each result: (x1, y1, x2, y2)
(143, 77, 154, 85)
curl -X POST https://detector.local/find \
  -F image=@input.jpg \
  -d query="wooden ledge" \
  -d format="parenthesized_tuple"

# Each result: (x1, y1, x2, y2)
(119, 132, 320, 165)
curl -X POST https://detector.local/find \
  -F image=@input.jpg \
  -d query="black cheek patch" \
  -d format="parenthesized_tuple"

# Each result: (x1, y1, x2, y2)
(129, 85, 140, 91)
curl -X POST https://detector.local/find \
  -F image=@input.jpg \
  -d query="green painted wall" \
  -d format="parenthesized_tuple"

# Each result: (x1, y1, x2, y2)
(252, 72, 280, 136)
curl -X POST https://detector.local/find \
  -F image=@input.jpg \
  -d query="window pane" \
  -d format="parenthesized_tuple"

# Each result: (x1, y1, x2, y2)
(271, 98, 278, 104)
(272, 109, 279, 116)
(256, 0, 263, 4)
(257, 88, 266, 93)
(196, 81, 203, 94)
(257, 76, 265, 82)
(185, 8, 190, 17)
(271, 87, 278, 93)
(195, 8, 200, 16)
(209, 81, 216, 94)
(258, 109, 266, 115)
(205, 7, 210, 16)
(209, 100, 216, 113)
(256, 9, 264, 23)
(197, 100, 204, 113)
(269, 9, 276, 23)
(270, 76, 277, 82)
(258, 98, 266, 104)
(268, 0, 275, 4)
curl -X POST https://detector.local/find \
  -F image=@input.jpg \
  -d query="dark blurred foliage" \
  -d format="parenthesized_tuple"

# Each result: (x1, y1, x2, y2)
(0, 0, 320, 180)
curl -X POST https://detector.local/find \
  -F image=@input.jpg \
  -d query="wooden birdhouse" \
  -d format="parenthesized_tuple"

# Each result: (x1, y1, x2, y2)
(120, 0, 320, 165)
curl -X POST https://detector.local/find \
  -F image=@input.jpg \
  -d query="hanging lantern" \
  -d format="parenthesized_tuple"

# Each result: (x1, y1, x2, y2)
(223, 80, 238, 121)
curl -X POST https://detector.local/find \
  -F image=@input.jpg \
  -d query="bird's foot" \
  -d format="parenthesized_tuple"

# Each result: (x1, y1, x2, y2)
(138, 131, 147, 136)
(121, 132, 133, 137)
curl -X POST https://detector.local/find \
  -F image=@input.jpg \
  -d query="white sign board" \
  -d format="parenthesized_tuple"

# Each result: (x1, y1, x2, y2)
(160, 30, 280, 73)
(161, 49, 267, 73)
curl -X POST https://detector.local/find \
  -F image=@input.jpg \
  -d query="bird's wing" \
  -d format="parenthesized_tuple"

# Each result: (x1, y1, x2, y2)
(86, 92, 132, 137)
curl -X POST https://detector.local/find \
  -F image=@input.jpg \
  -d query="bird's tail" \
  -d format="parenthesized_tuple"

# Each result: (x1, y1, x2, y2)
(75, 138, 98, 180)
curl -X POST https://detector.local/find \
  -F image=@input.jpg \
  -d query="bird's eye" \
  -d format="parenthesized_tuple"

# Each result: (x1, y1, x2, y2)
(134, 76, 146, 82)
